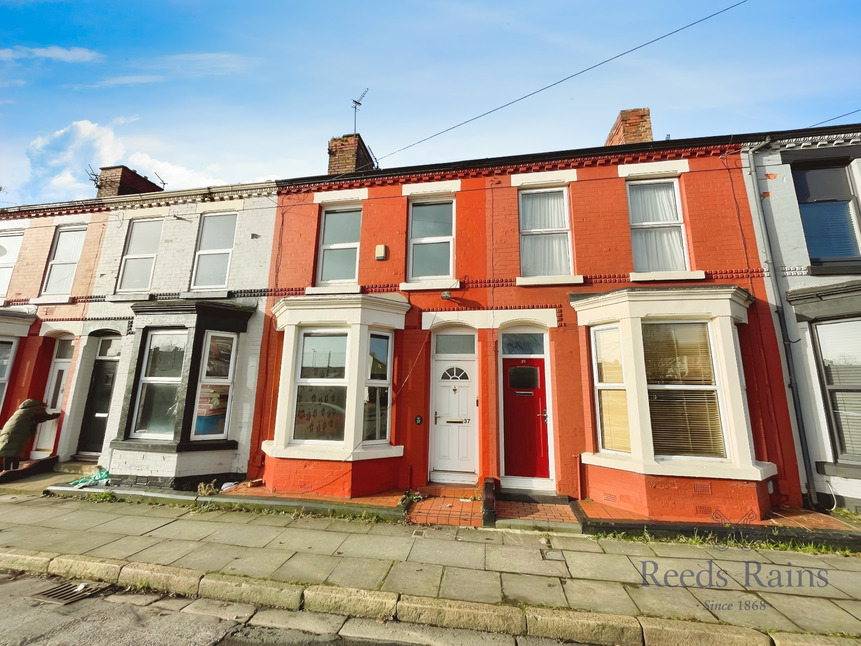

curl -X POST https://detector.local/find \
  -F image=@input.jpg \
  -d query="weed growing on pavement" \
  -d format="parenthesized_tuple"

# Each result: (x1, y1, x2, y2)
(594, 528, 855, 555)
(832, 507, 861, 529)
(85, 490, 117, 503)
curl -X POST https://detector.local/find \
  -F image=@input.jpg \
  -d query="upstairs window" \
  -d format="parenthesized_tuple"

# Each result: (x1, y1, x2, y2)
(409, 201, 453, 280)
(0, 338, 18, 412)
(42, 227, 86, 295)
(628, 180, 688, 272)
(519, 189, 572, 277)
(0, 233, 23, 297)
(792, 165, 860, 262)
(318, 208, 361, 284)
(192, 213, 237, 289)
(118, 219, 162, 292)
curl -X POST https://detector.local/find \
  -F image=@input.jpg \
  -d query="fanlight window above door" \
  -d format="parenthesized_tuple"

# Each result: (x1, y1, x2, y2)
(441, 367, 469, 381)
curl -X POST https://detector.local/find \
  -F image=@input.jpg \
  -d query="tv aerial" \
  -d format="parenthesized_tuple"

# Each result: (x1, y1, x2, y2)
(352, 88, 368, 134)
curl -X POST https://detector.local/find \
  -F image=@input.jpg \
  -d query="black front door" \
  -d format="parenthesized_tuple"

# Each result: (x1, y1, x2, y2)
(77, 360, 117, 454)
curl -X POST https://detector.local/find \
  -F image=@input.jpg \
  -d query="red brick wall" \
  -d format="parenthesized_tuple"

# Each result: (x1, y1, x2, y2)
(252, 150, 803, 514)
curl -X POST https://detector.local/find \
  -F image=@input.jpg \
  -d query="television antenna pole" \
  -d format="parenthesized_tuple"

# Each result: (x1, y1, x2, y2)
(352, 88, 368, 134)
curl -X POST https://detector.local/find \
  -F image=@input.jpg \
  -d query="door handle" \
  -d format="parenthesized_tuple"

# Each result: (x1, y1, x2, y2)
(434, 411, 439, 425)
(537, 409, 547, 423)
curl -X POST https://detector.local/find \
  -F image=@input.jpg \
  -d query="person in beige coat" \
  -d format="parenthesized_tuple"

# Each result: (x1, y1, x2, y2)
(0, 399, 60, 471)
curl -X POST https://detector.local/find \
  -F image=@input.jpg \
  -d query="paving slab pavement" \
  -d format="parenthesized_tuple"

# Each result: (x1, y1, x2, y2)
(0, 492, 860, 643)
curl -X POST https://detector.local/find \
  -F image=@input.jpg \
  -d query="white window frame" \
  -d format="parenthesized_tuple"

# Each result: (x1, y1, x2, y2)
(117, 218, 162, 293)
(642, 320, 729, 460)
(813, 317, 861, 462)
(573, 287, 776, 482)
(192, 330, 238, 441)
(0, 232, 23, 298)
(408, 199, 455, 281)
(518, 187, 573, 278)
(131, 329, 187, 439)
(191, 212, 237, 290)
(316, 206, 361, 286)
(264, 293, 409, 462)
(41, 226, 86, 296)
(290, 328, 351, 445)
(627, 178, 690, 273)
(0, 337, 19, 414)
(362, 330, 393, 444)
(591, 324, 630, 455)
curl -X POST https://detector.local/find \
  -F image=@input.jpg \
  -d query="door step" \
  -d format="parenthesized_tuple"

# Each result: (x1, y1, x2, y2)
(54, 460, 102, 475)
(408, 484, 483, 528)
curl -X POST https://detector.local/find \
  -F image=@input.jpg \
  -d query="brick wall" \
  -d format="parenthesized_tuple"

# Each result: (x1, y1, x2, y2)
(604, 108, 653, 146)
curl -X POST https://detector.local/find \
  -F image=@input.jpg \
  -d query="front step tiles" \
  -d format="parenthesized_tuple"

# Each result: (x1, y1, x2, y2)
(407, 485, 483, 528)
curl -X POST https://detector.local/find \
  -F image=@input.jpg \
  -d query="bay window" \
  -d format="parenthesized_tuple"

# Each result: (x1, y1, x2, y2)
(264, 293, 409, 462)
(575, 287, 775, 481)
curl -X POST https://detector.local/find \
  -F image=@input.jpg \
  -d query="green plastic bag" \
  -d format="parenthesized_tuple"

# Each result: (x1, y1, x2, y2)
(70, 469, 109, 488)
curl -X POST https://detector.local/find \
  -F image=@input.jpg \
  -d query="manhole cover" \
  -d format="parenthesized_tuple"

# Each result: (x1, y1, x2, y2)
(31, 581, 107, 605)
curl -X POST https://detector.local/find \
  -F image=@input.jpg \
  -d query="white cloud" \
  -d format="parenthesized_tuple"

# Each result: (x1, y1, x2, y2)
(127, 152, 224, 190)
(82, 74, 164, 89)
(12, 120, 228, 203)
(0, 46, 102, 63)
(149, 53, 248, 76)
(23, 120, 124, 202)
(0, 79, 26, 87)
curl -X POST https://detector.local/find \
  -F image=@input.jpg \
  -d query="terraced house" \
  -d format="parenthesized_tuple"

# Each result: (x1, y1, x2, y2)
(743, 123, 861, 512)
(7, 111, 841, 524)
(0, 166, 277, 488)
(247, 110, 805, 523)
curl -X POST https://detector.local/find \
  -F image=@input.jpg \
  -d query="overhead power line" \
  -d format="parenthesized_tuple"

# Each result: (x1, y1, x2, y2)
(377, 0, 749, 162)
(808, 109, 861, 128)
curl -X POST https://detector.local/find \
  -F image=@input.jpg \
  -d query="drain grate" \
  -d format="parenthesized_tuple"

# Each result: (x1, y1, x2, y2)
(412, 529, 426, 537)
(31, 581, 107, 605)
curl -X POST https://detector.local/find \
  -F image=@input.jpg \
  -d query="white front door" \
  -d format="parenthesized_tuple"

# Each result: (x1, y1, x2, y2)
(31, 339, 73, 459)
(430, 359, 478, 483)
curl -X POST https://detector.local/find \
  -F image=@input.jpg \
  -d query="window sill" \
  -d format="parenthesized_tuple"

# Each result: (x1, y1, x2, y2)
(809, 262, 861, 276)
(629, 270, 705, 282)
(181, 290, 230, 299)
(306, 284, 362, 295)
(399, 279, 460, 292)
(816, 461, 861, 479)
(261, 439, 404, 462)
(107, 292, 151, 302)
(580, 451, 777, 481)
(30, 295, 72, 305)
(110, 438, 238, 453)
(516, 275, 584, 287)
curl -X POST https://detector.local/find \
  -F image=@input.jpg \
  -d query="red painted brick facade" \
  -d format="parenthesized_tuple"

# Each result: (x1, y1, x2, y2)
(250, 140, 804, 522)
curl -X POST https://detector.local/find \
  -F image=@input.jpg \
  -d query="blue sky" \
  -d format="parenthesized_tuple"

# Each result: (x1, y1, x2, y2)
(1, 0, 859, 206)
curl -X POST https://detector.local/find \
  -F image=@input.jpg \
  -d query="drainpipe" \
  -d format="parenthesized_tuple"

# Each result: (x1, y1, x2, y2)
(745, 137, 818, 508)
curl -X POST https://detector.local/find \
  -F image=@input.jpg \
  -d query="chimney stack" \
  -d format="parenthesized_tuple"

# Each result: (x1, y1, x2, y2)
(97, 165, 164, 198)
(604, 108, 653, 147)
(327, 133, 375, 175)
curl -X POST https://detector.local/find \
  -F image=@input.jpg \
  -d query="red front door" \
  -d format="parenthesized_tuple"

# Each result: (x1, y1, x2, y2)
(502, 358, 549, 478)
